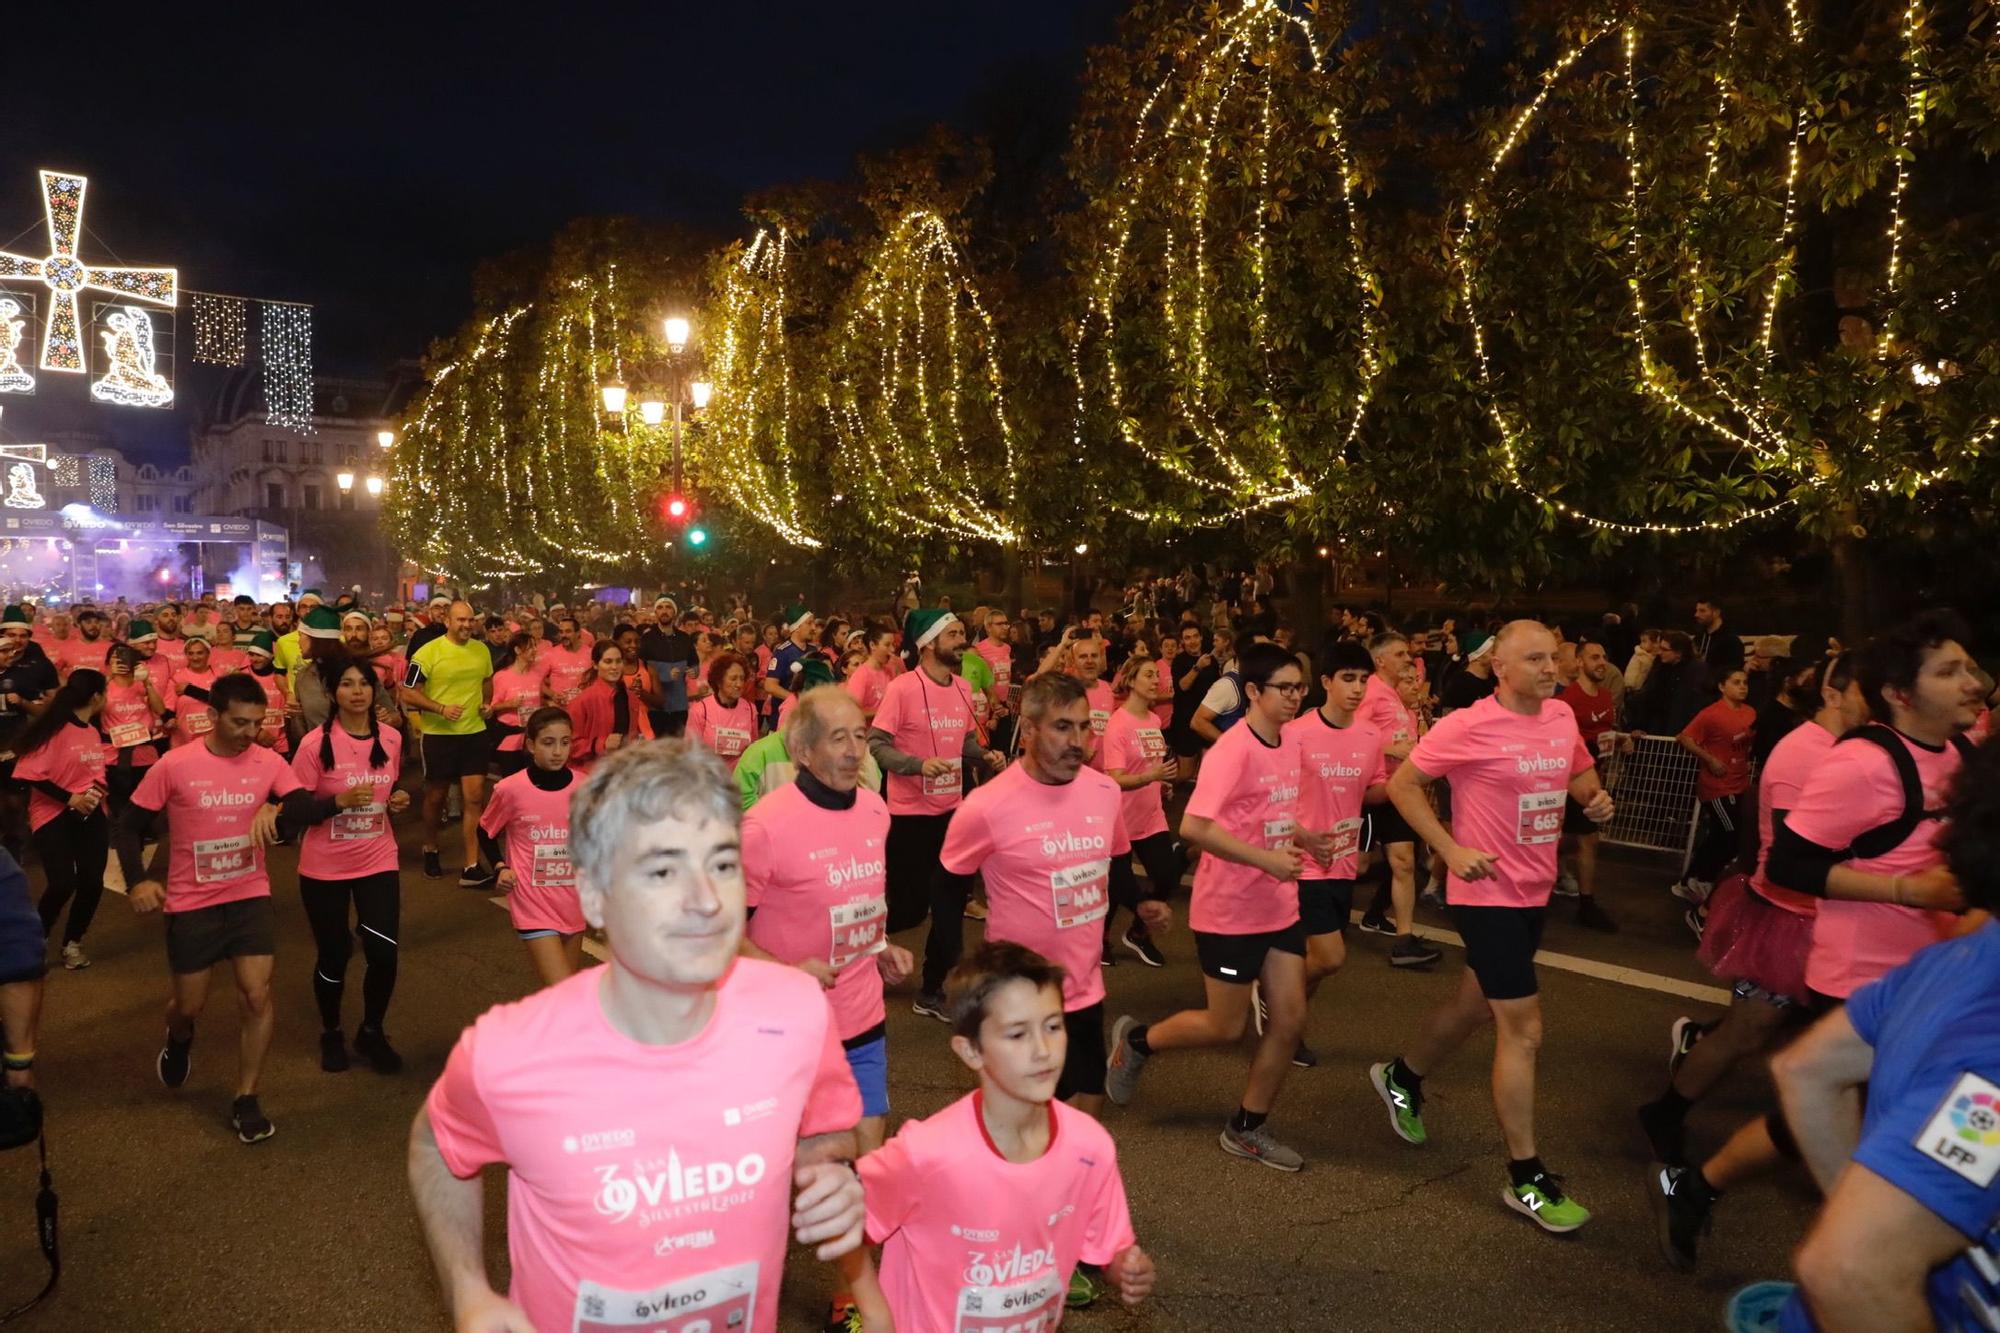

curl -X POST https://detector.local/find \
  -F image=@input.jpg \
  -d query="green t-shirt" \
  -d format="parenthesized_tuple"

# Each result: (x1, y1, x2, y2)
(960, 649, 995, 701)
(409, 635, 493, 735)
(735, 732, 793, 812)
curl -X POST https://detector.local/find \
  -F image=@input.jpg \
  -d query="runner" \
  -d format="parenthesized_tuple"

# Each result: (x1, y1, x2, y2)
(1650, 610, 1980, 1269)
(291, 655, 411, 1074)
(1279, 638, 1388, 1067)
(1554, 637, 1622, 931)
(1101, 654, 1181, 968)
(152, 601, 191, 677)
(479, 707, 587, 986)
(1673, 667, 1757, 910)
(1367, 620, 1613, 1232)
(742, 685, 908, 1156)
(1107, 641, 1329, 1172)
(862, 940, 1156, 1333)
(482, 632, 545, 779)
(114, 672, 334, 1144)
(10, 669, 110, 970)
(1354, 630, 1442, 967)
(101, 643, 167, 812)
(566, 641, 644, 770)
(408, 740, 868, 1333)
(537, 615, 595, 707)
(843, 628, 896, 724)
(240, 632, 291, 755)
(58, 607, 112, 678)
(1069, 633, 1116, 773)
(688, 650, 759, 773)
(399, 600, 495, 885)
(871, 609, 1004, 1020)
(165, 636, 220, 749)
(762, 606, 819, 728)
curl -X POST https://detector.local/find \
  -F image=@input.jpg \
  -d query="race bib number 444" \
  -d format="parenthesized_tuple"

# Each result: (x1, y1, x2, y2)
(1516, 790, 1565, 845)
(574, 1261, 758, 1333)
(1049, 859, 1110, 929)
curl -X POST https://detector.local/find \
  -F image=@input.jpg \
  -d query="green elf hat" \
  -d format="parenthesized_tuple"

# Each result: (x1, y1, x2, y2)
(797, 657, 836, 689)
(904, 607, 959, 652)
(243, 630, 275, 659)
(125, 618, 157, 644)
(0, 605, 28, 627)
(784, 604, 813, 632)
(301, 606, 343, 640)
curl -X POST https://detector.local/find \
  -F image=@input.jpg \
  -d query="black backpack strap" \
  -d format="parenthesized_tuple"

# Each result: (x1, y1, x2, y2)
(0, 1126, 57, 1324)
(1839, 724, 1937, 862)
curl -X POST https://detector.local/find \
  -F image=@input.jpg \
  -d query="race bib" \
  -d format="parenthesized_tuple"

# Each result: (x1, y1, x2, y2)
(1049, 858, 1111, 929)
(330, 802, 386, 842)
(954, 1267, 1063, 1333)
(573, 1261, 758, 1333)
(108, 719, 150, 748)
(1137, 727, 1168, 762)
(1516, 790, 1565, 845)
(183, 709, 213, 736)
(712, 725, 750, 758)
(193, 835, 254, 884)
(829, 895, 888, 969)
(1327, 816, 1363, 863)
(1263, 816, 1296, 851)
(1090, 709, 1110, 736)
(514, 691, 539, 718)
(921, 757, 963, 798)
(994, 660, 1011, 688)
(533, 840, 575, 889)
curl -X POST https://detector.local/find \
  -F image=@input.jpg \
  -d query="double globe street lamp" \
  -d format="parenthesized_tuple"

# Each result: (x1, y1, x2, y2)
(601, 315, 711, 542)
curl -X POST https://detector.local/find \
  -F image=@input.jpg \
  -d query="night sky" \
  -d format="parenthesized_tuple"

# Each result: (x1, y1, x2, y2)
(1, 2, 1123, 459)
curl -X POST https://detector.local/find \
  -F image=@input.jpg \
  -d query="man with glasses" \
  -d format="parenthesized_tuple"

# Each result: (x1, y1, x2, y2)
(1108, 642, 1330, 1172)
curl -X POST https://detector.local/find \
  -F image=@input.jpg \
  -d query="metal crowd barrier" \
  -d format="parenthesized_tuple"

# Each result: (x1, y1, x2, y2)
(1595, 733, 1704, 860)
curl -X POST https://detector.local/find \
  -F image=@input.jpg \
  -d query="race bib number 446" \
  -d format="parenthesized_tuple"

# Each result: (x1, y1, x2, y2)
(574, 1261, 758, 1333)
(1515, 790, 1564, 845)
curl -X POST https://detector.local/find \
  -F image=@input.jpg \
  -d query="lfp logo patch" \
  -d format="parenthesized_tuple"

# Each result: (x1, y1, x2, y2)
(1919, 1073, 2000, 1187)
(1949, 1089, 2000, 1146)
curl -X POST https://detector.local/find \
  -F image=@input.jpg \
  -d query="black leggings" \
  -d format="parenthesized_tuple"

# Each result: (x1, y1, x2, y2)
(1107, 831, 1185, 938)
(886, 812, 974, 995)
(1686, 795, 1744, 884)
(33, 809, 109, 946)
(299, 871, 401, 1032)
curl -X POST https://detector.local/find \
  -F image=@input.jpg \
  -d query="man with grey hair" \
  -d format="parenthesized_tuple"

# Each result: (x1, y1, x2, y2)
(409, 739, 871, 1333)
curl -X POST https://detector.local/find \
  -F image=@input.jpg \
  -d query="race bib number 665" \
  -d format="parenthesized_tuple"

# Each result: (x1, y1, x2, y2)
(1515, 790, 1564, 845)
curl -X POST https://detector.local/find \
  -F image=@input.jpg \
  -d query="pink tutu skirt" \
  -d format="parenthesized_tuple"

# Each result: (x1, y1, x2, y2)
(1697, 874, 1813, 1000)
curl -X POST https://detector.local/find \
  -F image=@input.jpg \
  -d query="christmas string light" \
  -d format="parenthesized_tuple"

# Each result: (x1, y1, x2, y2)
(190, 292, 247, 366)
(259, 301, 316, 432)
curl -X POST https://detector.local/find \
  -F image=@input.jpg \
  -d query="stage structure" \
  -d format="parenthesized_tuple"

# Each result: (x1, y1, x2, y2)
(0, 508, 289, 605)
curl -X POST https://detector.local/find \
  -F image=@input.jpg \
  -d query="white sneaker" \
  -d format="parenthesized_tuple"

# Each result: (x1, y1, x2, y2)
(61, 941, 90, 970)
(1552, 871, 1580, 898)
(1669, 879, 1712, 906)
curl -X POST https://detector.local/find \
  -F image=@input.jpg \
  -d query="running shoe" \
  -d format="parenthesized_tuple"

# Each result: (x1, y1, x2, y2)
(1389, 934, 1443, 968)
(353, 1026, 404, 1075)
(964, 899, 989, 921)
(422, 849, 444, 880)
(1291, 1041, 1318, 1069)
(822, 1297, 863, 1333)
(1684, 905, 1706, 940)
(320, 1030, 349, 1073)
(1667, 1016, 1705, 1078)
(1575, 897, 1618, 933)
(1105, 1015, 1148, 1106)
(458, 864, 496, 889)
(1637, 1098, 1687, 1167)
(1100, 941, 1117, 968)
(231, 1094, 276, 1145)
(1419, 886, 1447, 913)
(1357, 908, 1395, 937)
(1219, 1121, 1304, 1172)
(1065, 1265, 1104, 1309)
(157, 1032, 193, 1089)
(60, 941, 90, 970)
(1251, 982, 1267, 1036)
(1552, 871, 1580, 898)
(1503, 1171, 1590, 1233)
(911, 992, 948, 1023)
(1121, 924, 1166, 968)
(1648, 1162, 1713, 1271)
(1670, 878, 1712, 906)
(1369, 1061, 1427, 1145)
(1724, 1281, 1795, 1332)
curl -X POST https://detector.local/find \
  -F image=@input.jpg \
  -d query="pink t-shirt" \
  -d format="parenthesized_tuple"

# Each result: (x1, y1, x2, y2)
(489, 665, 546, 753)
(539, 643, 595, 705)
(167, 669, 220, 748)
(13, 719, 108, 832)
(131, 741, 303, 912)
(1751, 721, 1834, 917)
(248, 669, 290, 755)
(845, 661, 892, 717)
(1787, 730, 1963, 998)
(152, 635, 191, 676)
(689, 695, 760, 772)
(1407, 694, 1593, 909)
(1102, 706, 1171, 841)
(291, 723, 403, 880)
(973, 639, 1013, 701)
(102, 679, 164, 765)
(56, 636, 111, 677)
(1183, 720, 1302, 936)
(873, 668, 978, 816)
(1082, 680, 1116, 772)
(1357, 674, 1418, 766)
(863, 1093, 1136, 1333)
(425, 961, 862, 1333)
(1284, 709, 1386, 881)
(940, 764, 1130, 1011)
(743, 782, 891, 1040)
(208, 646, 251, 676)
(480, 768, 584, 934)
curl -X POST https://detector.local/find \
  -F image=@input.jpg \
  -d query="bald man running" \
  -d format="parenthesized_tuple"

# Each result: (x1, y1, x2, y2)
(401, 600, 496, 884)
(1367, 621, 1615, 1235)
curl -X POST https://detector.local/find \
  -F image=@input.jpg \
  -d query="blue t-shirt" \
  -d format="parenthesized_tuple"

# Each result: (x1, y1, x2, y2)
(766, 639, 811, 724)
(1781, 921, 2000, 1331)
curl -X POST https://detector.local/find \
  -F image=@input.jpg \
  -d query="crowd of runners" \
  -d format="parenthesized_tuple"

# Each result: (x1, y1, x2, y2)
(0, 579, 1993, 1332)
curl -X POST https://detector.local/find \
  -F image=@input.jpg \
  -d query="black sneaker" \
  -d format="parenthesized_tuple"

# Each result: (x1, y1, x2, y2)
(1637, 1097, 1687, 1166)
(231, 1094, 276, 1145)
(1684, 905, 1706, 940)
(1291, 1041, 1319, 1069)
(1121, 924, 1166, 968)
(1419, 886, 1447, 913)
(1100, 941, 1117, 968)
(1648, 1162, 1712, 1271)
(1575, 897, 1618, 933)
(458, 864, 496, 889)
(320, 1030, 350, 1073)
(353, 1026, 403, 1075)
(1358, 909, 1395, 938)
(1667, 1016, 1705, 1078)
(1389, 933, 1443, 968)
(157, 1032, 193, 1089)
(422, 849, 444, 879)
(911, 992, 948, 1023)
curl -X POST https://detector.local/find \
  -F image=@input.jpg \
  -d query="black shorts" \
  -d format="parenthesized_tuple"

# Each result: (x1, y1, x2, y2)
(421, 730, 493, 782)
(1056, 1001, 1106, 1101)
(1449, 904, 1546, 1001)
(1298, 878, 1356, 937)
(1368, 802, 1415, 848)
(1562, 795, 1597, 836)
(1193, 922, 1307, 984)
(165, 897, 277, 975)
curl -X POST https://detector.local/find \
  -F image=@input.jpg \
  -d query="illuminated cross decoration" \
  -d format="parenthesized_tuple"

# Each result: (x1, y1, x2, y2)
(0, 171, 177, 374)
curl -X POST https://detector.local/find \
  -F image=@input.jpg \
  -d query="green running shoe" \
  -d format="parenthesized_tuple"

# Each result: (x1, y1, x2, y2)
(1504, 1171, 1591, 1233)
(1369, 1061, 1427, 1145)
(1066, 1264, 1104, 1309)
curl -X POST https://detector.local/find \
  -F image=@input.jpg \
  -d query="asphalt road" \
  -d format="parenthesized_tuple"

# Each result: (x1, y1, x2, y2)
(1, 829, 1810, 1332)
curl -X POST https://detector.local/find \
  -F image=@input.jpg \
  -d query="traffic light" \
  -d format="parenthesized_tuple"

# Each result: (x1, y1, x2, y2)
(686, 526, 708, 548)
(662, 493, 690, 524)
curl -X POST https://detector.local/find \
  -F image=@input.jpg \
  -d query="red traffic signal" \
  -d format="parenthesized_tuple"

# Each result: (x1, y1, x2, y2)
(662, 493, 691, 524)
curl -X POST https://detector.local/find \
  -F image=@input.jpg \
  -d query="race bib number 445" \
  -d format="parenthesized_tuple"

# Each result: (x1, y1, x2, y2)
(574, 1261, 758, 1333)
(1516, 790, 1564, 845)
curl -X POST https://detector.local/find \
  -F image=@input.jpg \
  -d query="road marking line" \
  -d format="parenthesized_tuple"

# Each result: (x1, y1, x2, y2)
(488, 895, 607, 962)
(1398, 918, 1732, 1006)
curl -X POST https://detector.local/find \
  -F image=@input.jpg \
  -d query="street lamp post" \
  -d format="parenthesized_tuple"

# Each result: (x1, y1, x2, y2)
(612, 314, 711, 499)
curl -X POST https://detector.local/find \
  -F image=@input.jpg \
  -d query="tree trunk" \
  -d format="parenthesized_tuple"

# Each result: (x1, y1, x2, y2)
(1829, 514, 1873, 644)
(1287, 539, 1325, 648)
(1005, 544, 1026, 618)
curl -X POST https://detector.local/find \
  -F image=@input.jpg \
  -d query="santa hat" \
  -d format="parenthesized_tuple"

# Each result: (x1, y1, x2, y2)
(785, 605, 813, 632)
(243, 630, 275, 659)
(125, 618, 157, 644)
(340, 607, 372, 630)
(904, 608, 958, 652)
